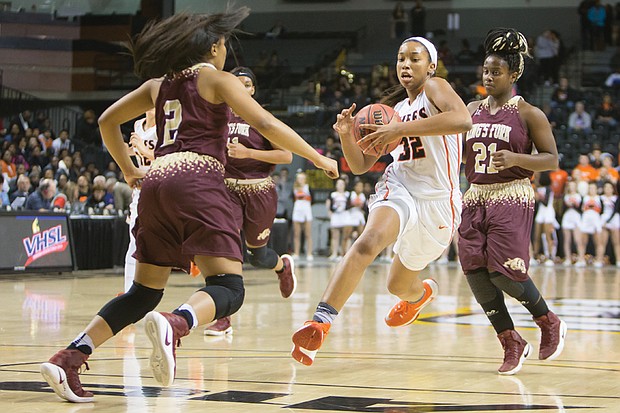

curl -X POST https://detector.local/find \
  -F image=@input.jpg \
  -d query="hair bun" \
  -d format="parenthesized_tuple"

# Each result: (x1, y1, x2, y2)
(485, 28, 528, 55)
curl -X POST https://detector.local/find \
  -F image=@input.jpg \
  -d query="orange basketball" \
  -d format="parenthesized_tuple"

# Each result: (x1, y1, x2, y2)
(353, 103, 401, 156)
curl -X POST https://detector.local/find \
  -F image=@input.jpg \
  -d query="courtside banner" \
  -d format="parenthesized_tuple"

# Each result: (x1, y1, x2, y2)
(0, 212, 75, 273)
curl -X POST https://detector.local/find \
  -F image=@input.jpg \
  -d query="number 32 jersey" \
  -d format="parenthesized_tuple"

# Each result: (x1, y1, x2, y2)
(464, 95, 533, 184)
(388, 90, 462, 201)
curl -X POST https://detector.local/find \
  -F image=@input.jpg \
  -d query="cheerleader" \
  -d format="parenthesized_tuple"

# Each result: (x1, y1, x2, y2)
(598, 181, 620, 267)
(580, 182, 603, 266)
(326, 178, 351, 260)
(561, 180, 585, 266)
(292, 171, 314, 260)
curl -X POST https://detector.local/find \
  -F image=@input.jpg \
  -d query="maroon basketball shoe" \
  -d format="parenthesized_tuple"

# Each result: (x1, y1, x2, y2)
(144, 311, 190, 387)
(534, 311, 567, 360)
(277, 254, 297, 298)
(204, 316, 233, 336)
(497, 329, 532, 375)
(40, 349, 93, 403)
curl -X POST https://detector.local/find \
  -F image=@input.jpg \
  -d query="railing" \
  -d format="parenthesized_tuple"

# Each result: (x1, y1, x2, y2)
(0, 84, 81, 137)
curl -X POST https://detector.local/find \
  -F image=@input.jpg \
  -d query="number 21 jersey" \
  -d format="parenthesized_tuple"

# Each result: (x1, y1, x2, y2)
(465, 95, 533, 184)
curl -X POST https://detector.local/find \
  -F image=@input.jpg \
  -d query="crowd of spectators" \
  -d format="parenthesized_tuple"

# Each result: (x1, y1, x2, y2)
(1, 109, 132, 215)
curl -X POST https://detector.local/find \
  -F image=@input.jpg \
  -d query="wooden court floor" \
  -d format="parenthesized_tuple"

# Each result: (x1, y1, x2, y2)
(1, 259, 619, 412)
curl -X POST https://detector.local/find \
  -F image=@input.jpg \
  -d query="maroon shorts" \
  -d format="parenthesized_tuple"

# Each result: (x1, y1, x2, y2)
(133, 152, 243, 272)
(457, 179, 535, 281)
(226, 177, 277, 247)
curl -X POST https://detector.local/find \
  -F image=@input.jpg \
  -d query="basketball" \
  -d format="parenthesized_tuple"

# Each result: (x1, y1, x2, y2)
(353, 103, 401, 156)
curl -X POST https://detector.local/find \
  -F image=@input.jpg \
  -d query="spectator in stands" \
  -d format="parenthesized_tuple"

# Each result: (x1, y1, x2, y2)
(568, 101, 593, 133)
(74, 109, 101, 147)
(1, 149, 17, 181)
(0, 175, 9, 209)
(51, 129, 72, 156)
(111, 181, 132, 214)
(456, 38, 477, 65)
(3, 123, 22, 144)
(591, 146, 604, 168)
(409, 0, 426, 37)
(604, 66, 620, 87)
(391, 2, 408, 39)
(301, 81, 318, 106)
(594, 92, 619, 128)
(25, 178, 56, 211)
(84, 183, 114, 215)
(588, 0, 607, 51)
(28, 166, 41, 191)
(9, 141, 29, 171)
(535, 29, 560, 85)
(599, 152, 619, 184)
(10, 110, 32, 134)
(38, 129, 54, 153)
(323, 135, 343, 161)
(572, 154, 600, 197)
(76, 175, 91, 204)
(542, 102, 561, 128)
(437, 40, 455, 65)
(105, 160, 120, 180)
(8, 174, 30, 209)
(349, 83, 370, 109)
(578, 0, 595, 50)
(550, 77, 581, 110)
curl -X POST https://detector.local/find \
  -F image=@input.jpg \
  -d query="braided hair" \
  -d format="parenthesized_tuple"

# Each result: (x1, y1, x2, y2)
(484, 28, 530, 80)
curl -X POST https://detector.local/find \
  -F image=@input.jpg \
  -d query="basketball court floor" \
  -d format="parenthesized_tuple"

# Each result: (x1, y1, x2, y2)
(1, 259, 619, 412)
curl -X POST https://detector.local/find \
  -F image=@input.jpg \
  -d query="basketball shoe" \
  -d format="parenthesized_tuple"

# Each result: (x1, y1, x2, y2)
(189, 261, 201, 277)
(277, 254, 297, 298)
(144, 311, 190, 387)
(40, 349, 93, 403)
(385, 279, 438, 327)
(204, 316, 233, 336)
(497, 329, 532, 375)
(533, 311, 567, 360)
(291, 321, 331, 366)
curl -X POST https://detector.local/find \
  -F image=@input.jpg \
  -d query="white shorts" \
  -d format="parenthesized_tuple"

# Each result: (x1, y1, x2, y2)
(292, 200, 312, 223)
(369, 177, 461, 271)
(535, 203, 559, 228)
(348, 208, 366, 227)
(330, 210, 349, 228)
(580, 210, 602, 234)
(561, 209, 582, 230)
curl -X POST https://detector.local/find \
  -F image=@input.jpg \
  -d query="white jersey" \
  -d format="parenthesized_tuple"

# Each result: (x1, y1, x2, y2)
(388, 91, 462, 202)
(132, 118, 157, 174)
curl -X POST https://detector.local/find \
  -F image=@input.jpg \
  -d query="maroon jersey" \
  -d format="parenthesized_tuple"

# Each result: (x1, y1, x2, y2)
(464, 96, 533, 184)
(155, 63, 230, 164)
(225, 111, 275, 179)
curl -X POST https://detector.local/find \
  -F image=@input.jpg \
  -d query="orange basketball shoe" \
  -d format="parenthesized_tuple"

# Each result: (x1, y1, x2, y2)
(291, 321, 331, 366)
(385, 278, 438, 327)
(189, 261, 201, 277)
(40, 349, 93, 403)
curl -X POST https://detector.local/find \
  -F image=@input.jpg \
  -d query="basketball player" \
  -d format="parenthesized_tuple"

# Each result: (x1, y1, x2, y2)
(39, 8, 338, 403)
(457, 28, 566, 375)
(291, 36, 472, 366)
(123, 108, 156, 293)
(204, 66, 297, 336)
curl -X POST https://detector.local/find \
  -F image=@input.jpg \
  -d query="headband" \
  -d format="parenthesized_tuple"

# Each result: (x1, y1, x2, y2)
(402, 36, 438, 66)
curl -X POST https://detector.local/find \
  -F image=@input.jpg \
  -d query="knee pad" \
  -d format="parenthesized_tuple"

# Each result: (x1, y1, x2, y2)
(248, 246, 279, 269)
(98, 282, 164, 334)
(200, 274, 245, 319)
(465, 268, 498, 304)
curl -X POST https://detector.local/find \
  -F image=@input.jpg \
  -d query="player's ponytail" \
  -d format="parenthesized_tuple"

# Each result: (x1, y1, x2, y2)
(484, 28, 530, 80)
(130, 6, 249, 79)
